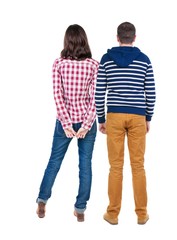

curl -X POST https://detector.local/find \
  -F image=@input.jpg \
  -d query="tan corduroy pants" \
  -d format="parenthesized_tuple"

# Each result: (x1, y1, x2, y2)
(106, 113, 148, 219)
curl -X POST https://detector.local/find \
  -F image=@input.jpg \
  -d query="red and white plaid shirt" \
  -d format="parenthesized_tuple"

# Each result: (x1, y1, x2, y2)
(52, 57, 99, 130)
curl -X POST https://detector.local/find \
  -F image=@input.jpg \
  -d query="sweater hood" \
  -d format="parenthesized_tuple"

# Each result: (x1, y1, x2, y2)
(107, 46, 141, 67)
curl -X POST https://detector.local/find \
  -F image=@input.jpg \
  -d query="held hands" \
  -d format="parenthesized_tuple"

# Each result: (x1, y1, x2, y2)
(64, 127, 76, 138)
(64, 127, 88, 139)
(76, 127, 88, 139)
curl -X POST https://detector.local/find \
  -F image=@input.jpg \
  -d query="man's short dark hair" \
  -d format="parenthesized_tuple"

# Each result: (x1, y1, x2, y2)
(117, 22, 136, 44)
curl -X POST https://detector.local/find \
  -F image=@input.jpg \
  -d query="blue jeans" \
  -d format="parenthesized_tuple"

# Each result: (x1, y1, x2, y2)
(36, 119, 97, 213)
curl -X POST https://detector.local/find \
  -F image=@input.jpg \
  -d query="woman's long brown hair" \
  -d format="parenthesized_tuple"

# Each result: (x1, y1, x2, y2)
(61, 24, 92, 60)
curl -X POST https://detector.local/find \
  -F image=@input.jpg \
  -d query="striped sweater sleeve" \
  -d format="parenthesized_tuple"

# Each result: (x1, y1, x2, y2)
(95, 62, 107, 123)
(144, 63, 156, 121)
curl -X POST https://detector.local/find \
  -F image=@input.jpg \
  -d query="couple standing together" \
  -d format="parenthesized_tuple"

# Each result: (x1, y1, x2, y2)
(36, 22, 156, 225)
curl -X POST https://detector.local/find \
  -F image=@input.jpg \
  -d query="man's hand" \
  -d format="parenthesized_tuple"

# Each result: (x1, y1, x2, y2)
(99, 123, 106, 134)
(146, 121, 150, 133)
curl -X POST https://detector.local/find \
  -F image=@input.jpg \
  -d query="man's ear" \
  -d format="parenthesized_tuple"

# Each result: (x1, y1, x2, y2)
(133, 35, 136, 42)
(117, 35, 120, 43)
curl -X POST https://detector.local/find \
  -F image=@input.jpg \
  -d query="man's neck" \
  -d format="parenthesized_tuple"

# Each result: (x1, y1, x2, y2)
(119, 43, 133, 47)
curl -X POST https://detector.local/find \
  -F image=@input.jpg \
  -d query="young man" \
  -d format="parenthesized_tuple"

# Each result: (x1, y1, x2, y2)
(95, 22, 156, 225)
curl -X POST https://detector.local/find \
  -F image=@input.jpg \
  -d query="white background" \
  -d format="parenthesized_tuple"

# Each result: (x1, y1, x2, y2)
(0, 0, 176, 239)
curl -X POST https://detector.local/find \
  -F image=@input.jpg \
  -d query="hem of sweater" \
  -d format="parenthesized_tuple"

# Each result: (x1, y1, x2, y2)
(107, 106, 146, 116)
(97, 107, 153, 123)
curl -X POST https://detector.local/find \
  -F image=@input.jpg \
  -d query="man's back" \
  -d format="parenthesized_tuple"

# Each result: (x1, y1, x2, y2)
(95, 45, 156, 123)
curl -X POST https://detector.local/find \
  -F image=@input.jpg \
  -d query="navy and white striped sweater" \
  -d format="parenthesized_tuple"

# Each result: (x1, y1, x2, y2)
(95, 46, 156, 123)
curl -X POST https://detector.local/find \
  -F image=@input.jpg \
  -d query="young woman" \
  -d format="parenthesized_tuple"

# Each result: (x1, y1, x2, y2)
(36, 24, 99, 222)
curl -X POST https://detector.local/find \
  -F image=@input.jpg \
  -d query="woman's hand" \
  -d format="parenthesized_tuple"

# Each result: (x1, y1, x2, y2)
(64, 127, 76, 138)
(76, 128, 88, 139)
